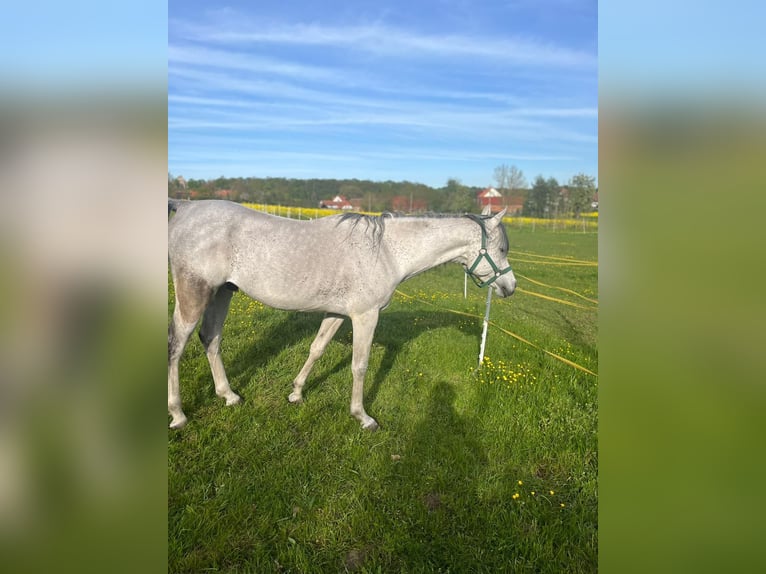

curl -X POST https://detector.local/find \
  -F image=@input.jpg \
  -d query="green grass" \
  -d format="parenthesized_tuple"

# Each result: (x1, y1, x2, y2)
(169, 226, 597, 573)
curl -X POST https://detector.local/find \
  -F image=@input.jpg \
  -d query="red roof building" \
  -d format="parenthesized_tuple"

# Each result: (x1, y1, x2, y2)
(319, 194, 354, 210)
(477, 187, 503, 211)
(476, 187, 523, 215)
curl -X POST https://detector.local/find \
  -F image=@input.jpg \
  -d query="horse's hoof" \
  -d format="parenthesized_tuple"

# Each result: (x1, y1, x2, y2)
(169, 415, 187, 430)
(288, 392, 303, 404)
(361, 419, 379, 432)
(224, 393, 242, 406)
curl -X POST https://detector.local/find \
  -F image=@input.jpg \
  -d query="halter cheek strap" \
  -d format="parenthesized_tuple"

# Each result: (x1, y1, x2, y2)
(464, 217, 513, 288)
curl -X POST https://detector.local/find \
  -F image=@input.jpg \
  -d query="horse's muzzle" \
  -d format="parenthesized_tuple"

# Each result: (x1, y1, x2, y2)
(494, 277, 516, 298)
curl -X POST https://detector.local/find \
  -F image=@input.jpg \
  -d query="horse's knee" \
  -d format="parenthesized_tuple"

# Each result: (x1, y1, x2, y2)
(351, 364, 368, 380)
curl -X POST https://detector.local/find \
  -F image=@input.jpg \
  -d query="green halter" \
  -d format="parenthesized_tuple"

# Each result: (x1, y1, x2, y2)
(464, 216, 514, 288)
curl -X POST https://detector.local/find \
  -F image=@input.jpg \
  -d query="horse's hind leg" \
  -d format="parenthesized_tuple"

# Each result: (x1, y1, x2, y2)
(199, 286, 241, 407)
(168, 273, 213, 429)
(288, 314, 345, 404)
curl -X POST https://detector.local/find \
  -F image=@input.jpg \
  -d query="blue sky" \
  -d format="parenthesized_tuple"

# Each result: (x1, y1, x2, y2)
(169, 1, 597, 188)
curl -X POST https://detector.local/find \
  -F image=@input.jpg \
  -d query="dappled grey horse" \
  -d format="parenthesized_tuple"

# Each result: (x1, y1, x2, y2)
(167, 199, 516, 430)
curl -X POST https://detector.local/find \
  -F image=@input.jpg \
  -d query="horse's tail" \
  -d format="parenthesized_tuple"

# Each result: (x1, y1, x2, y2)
(168, 198, 187, 215)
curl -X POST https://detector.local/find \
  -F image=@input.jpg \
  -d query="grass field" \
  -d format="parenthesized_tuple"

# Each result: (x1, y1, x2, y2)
(168, 220, 597, 573)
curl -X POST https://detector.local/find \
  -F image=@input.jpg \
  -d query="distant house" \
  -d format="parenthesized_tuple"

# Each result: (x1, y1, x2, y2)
(477, 187, 524, 215)
(477, 187, 503, 211)
(319, 194, 354, 210)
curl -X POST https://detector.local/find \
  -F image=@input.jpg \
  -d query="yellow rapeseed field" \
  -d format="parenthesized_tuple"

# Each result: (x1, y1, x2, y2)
(242, 202, 598, 232)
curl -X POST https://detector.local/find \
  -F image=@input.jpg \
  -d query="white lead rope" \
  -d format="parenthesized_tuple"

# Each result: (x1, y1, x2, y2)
(478, 287, 492, 367)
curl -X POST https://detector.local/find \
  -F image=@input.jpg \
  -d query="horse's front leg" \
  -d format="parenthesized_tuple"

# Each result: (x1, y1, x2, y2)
(350, 310, 380, 431)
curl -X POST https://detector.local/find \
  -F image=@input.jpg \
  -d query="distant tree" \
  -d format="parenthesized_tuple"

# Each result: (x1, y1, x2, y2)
(524, 175, 559, 218)
(493, 164, 527, 195)
(168, 172, 178, 195)
(340, 183, 362, 200)
(567, 173, 596, 217)
(493, 164, 510, 192)
(508, 165, 527, 194)
(443, 178, 475, 213)
(168, 172, 191, 199)
(544, 177, 560, 217)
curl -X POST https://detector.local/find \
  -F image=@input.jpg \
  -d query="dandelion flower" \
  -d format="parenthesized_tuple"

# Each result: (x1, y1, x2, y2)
(518, 480, 523, 486)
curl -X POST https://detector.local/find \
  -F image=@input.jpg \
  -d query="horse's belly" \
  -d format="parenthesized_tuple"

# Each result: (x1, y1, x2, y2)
(234, 272, 389, 315)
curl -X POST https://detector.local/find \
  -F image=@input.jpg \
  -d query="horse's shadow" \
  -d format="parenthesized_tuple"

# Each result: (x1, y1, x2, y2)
(202, 309, 474, 415)
(365, 310, 474, 409)
(554, 308, 596, 351)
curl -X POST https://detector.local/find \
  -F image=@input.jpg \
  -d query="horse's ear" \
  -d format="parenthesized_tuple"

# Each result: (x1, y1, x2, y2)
(481, 204, 492, 216)
(487, 208, 508, 229)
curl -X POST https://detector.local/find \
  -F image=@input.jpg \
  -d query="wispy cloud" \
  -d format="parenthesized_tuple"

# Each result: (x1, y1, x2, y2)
(171, 19, 596, 68)
(168, 44, 343, 83)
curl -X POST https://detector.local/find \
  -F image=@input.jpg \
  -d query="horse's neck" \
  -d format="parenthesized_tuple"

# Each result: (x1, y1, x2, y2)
(385, 218, 472, 280)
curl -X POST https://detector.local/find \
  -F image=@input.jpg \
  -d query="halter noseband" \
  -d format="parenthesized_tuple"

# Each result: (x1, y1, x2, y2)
(464, 216, 514, 288)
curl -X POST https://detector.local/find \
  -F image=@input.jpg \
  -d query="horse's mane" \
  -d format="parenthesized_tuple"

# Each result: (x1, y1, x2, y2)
(337, 211, 508, 252)
(337, 212, 391, 249)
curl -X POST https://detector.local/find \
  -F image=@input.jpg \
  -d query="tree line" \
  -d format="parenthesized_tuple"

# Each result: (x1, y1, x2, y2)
(169, 165, 597, 218)
(523, 173, 597, 219)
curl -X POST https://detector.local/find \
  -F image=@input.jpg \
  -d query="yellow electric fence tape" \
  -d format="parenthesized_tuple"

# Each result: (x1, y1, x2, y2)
(516, 274, 598, 306)
(511, 259, 598, 267)
(515, 288, 594, 310)
(394, 289, 598, 377)
(509, 250, 597, 265)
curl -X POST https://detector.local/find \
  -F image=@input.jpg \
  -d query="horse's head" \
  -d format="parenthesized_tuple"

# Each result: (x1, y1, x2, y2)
(464, 208, 516, 298)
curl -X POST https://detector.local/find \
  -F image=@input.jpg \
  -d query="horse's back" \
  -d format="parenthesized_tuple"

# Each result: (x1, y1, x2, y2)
(168, 202, 396, 312)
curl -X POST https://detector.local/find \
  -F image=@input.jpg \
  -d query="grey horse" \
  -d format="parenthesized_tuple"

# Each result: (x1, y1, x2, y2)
(167, 199, 515, 430)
